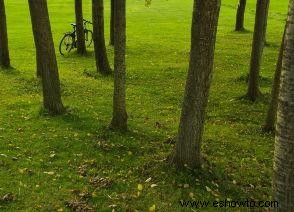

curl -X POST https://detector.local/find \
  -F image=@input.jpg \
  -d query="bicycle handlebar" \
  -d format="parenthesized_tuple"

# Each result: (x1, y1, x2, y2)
(83, 19, 92, 25)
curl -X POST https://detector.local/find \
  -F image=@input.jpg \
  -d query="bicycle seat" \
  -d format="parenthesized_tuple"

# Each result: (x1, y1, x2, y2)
(71, 23, 76, 27)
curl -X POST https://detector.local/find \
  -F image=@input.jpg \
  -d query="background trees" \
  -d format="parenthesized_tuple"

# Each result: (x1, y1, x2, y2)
(247, 0, 270, 101)
(110, 0, 114, 46)
(28, 0, 65, 115)
(75, 0, 87, 55)
(235, 0, 246, 31)
(272, 2, 294, 208)
(92, 0, 112, 75)
(0, 0, 10, 68)
(263, 27, 286, 132)
(169, 0, 221, 168)
(110, 0, 128, 130)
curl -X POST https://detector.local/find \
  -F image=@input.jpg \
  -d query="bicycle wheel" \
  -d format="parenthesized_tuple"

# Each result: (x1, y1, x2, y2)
(59, 33, 75, 56)
(84, 30, 93, 47)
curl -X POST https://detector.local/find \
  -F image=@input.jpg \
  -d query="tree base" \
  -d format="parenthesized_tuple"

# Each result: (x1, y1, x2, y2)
(168, 149, 202, 170)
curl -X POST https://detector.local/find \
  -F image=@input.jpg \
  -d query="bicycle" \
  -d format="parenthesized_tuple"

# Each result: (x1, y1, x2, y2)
(59, 19, 93, 56)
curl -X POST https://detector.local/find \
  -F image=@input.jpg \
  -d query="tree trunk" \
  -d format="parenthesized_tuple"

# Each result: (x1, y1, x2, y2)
(75, 0, 86, 55)
(110, 0, 127, 131)
(169, 0, 221, 169)
(263, 26, 286, 132)
(28, 0, 65, 115)
(235, 0, 246, 31)
(92, 0, 112, 75)
(247, 0, 269, 101)
(263, 0, 270, 45)
(110, 0, 114, 46)
(272, 2, 294, 209)
(0, 0, 10, 68)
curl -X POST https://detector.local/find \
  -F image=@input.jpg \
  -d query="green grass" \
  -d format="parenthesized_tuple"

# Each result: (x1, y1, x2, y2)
(0, 0, 288, 211)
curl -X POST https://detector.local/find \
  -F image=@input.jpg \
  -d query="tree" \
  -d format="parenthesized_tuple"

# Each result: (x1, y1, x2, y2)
(110, 0, 114, 46)
(247, 0, 270, 101)
(110, 0, 128, 131)
(169, 0, 221, 168)
(0, 0, 10, 68)
(263, 27, 286, 132)
(272, 2, 294, 208)
(235, 0, 246, 31)
(92, 0, 112, 75)
(28, 0, 65, 115)
(75, 0, 86, 55)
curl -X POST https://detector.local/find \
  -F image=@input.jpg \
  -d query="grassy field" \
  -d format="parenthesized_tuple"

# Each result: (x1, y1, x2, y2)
(0, 0, 288, 211)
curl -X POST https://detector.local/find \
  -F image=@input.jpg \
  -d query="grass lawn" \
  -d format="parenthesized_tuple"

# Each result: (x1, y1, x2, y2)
(0, 0, 288, 211)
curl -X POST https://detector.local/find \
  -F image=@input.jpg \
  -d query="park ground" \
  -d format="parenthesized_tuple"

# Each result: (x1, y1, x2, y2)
(0, 0, 288, 211)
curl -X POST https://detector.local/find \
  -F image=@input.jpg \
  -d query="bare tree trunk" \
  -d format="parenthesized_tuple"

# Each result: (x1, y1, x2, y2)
(263, 0, 270, 46)
(110, 0, 127, 131)
(28, 0, 65, 115)
(92, 0, 112, 75)
(247, 0, 269, 101)
(75, 0, 86, 55)
(263, 27, 286, 132)
(272, 2, 294, 209)
(169, 0, 221, 169)
(110, 0, 114, 46)
(235, 0, 246, 31)
(0, 0, 10, 68)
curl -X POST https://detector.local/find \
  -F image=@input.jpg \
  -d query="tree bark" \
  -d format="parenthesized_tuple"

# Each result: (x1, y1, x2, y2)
(92, 0, 112, 75)
(110, 0, 128, 131)
(263, 27, 286, 132)
(272, 2, 294, 209)
(28, 0, 65, 115)
(110, 0, 114, 46)
(75, 0, 86, 55)
(247, 0, 270, 101)
(0, 0, 10, 68)
(169, 0, 221, 169)
(235, 0, 246, 31)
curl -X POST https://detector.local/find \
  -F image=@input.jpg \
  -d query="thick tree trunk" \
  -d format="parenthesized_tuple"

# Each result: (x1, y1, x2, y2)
(75, 0, 86, 55)
(272, 2, 294, 209)
(0, 0, 10, 68)
(263, 27, 286, 132)
(235, 0, 246, 31)
(92, 0, 112, 75)
(28, 0, 65, 115)
(263, 0, 270, 45)
(110, 0, 127, 131)
(169, 0, 221, 169)
(110, 0, 114, 46)
(247, 0, 269, 101)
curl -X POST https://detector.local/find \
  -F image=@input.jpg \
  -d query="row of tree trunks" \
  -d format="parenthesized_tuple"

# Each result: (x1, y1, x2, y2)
(169, 0, 221, 169)
(247, 0, 270, 101)
(28, 0, 65, 115)
(0, 0, 10, 68)
(272, 1, 294, 208)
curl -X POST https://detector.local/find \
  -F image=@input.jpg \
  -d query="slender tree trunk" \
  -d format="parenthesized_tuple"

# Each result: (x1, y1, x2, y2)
(247, 0, 269, 101)
(263, 27, 286, 132)
(169, 0, 221, 169)
(110, 0, 114, 46)
(235, 0, 246, 31)
(272, 2, 294, 209)
(263, 0, 270, 45)
(0, 0, 10, 68)
(110, 0, 127, 131)
(28, 0, 65, 115)
(75, 0, 86, 55)
(92, 0, 112, 75)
